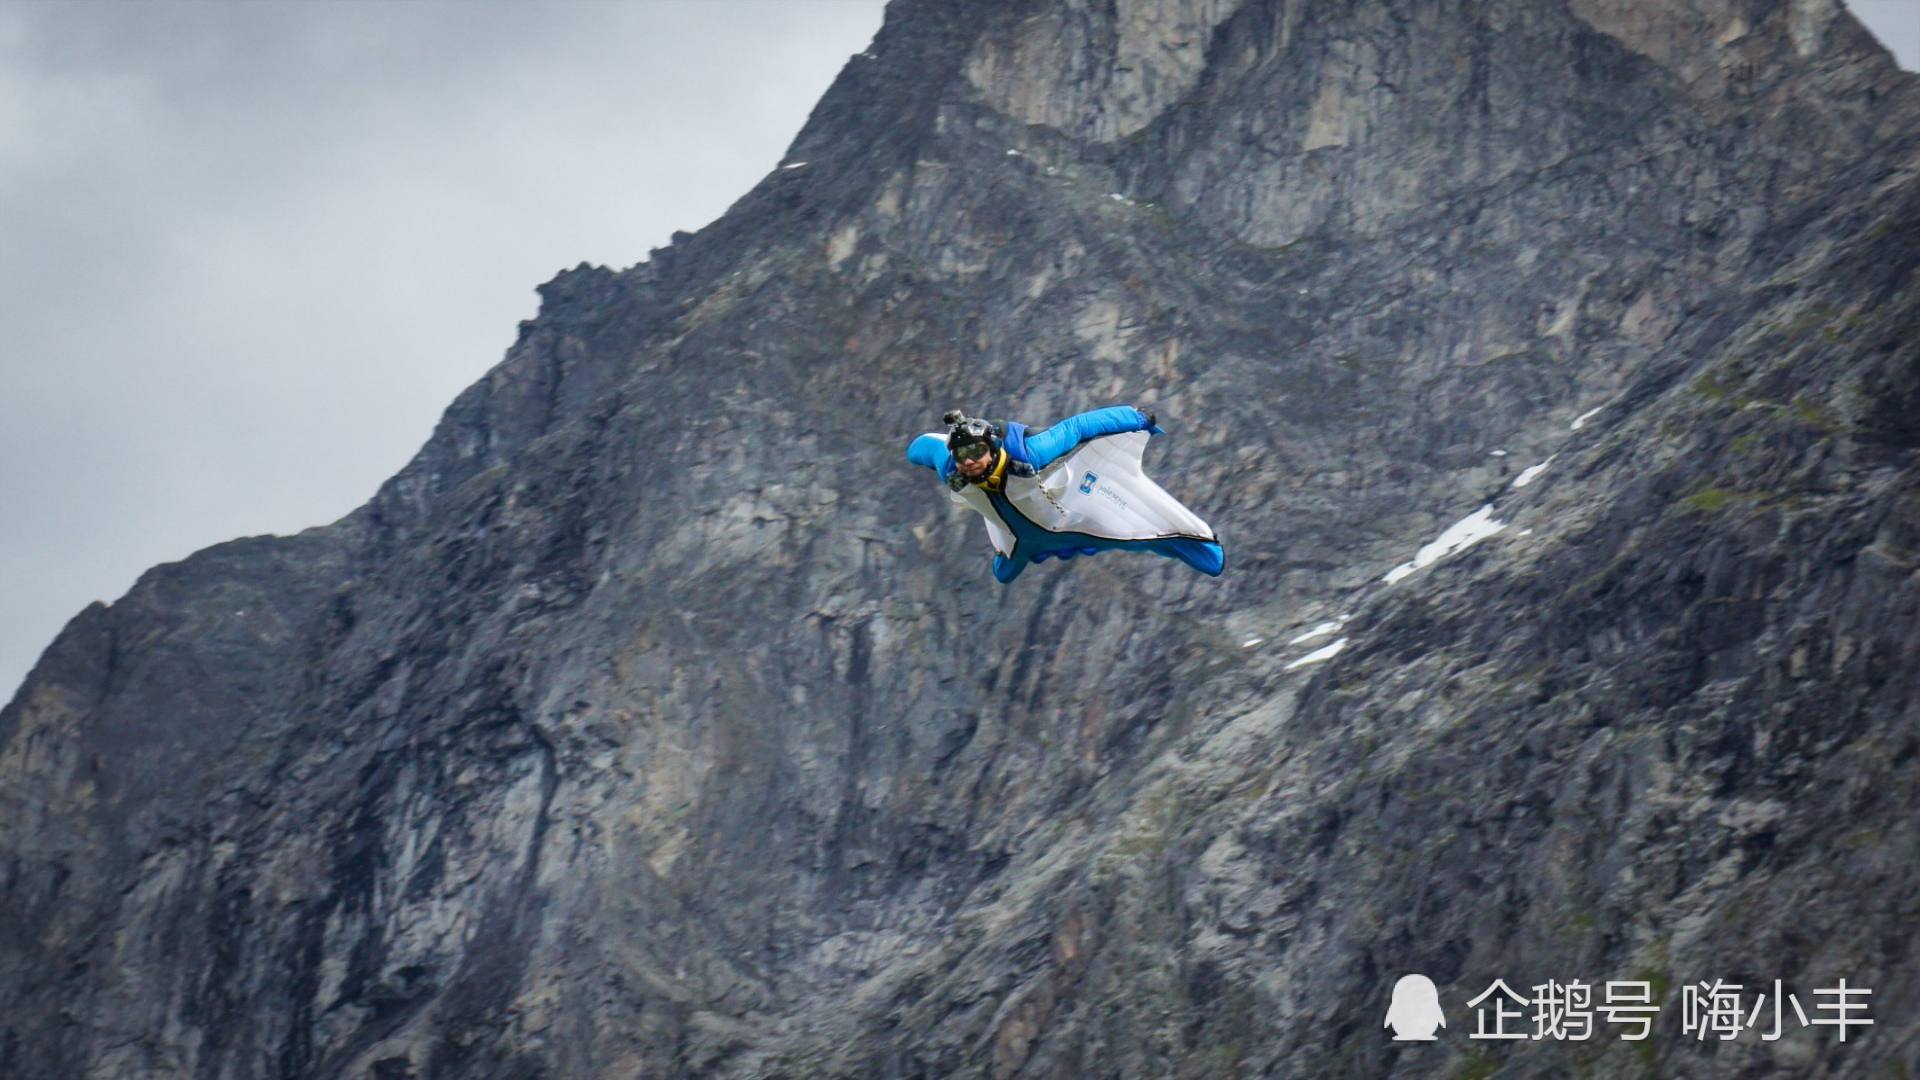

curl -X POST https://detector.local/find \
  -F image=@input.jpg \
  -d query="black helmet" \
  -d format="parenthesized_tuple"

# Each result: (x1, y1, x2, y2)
(943, 410, 999, 459)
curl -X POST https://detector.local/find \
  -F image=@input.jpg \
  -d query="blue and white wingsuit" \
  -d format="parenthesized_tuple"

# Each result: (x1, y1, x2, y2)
(907, 405, 1225, 583)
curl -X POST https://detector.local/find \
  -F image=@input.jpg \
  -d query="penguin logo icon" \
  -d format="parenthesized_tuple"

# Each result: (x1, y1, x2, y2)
(1384, 974, 1446, 1041)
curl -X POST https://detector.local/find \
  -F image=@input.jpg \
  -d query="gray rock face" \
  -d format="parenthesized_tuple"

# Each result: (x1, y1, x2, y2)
(5, 0, 1919, 1077)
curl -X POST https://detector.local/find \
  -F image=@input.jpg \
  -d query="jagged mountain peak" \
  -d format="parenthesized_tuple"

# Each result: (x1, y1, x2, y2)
(5, 1, 1920, 1077)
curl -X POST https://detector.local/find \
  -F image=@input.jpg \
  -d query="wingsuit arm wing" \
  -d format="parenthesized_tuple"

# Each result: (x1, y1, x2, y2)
(906, 432, 950, 474)
(1021, 405, 1160, 469)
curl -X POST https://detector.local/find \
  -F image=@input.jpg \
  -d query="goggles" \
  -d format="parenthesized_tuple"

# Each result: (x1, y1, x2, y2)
(952, 441, 996, 463)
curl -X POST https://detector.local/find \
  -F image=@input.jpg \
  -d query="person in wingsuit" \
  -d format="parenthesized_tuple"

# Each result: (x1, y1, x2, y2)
(906, 406, 1224, 583)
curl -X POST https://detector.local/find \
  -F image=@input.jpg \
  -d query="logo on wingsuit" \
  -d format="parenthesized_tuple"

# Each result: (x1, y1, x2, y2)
(1079, 471, 1098, 494)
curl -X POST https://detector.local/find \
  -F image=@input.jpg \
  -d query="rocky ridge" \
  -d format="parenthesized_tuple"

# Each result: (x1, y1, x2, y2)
(4, 1, 1920, 1077)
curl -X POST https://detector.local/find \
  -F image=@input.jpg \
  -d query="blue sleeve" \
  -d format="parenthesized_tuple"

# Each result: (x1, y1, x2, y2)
(907, 433, 950, 473)
(1021, 406, 1157, 469)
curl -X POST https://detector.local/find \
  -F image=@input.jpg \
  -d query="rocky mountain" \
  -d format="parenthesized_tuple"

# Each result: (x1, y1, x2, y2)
(5, 0, 1919, 1077)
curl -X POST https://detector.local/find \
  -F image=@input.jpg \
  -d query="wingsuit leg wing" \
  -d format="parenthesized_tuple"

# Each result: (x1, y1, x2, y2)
(974, 431, 1222, 580)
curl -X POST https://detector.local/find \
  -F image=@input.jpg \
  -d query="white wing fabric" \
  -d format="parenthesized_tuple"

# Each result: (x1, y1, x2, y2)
(934, 431, 1222, 581)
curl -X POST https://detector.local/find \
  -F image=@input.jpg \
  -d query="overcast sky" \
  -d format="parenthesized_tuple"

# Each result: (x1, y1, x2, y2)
(1, 2, 1915, 703)
(0, 0, 887, 701)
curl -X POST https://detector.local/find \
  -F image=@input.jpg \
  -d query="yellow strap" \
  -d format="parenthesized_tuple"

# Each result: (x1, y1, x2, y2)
(980, 448, 1010, 492)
